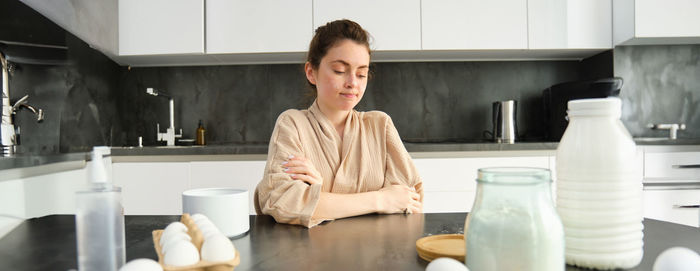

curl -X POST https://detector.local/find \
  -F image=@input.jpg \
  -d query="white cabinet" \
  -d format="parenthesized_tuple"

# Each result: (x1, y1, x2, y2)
(644, 152, 700, 183)
(313, 0, 421, 51)
(113, 162, 191, 215)
(112, 160, 266, 215)
(421, 0, 528, 50)
(644, 190, 700, 227)
(528, 0, 612, 49)
(414, 156, 550, 213)
(189, 161, 267, 215)
(206, 0, 312, 54)
(642, 149, 700, 227)
(0, 167, 87, 238)
(614, 0, 700, 45)
(119, 0, 205, 55)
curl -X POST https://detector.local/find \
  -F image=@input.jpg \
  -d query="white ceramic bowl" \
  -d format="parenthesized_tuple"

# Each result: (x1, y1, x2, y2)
(182, 188, 249, 237)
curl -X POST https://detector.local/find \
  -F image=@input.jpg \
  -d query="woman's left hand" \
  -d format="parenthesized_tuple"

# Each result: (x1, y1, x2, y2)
(282, 155, 323, 185)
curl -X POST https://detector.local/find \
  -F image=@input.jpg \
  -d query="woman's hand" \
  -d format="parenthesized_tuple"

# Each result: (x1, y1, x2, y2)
(282, 155, 323, 185)
(377, 184, 422, 214)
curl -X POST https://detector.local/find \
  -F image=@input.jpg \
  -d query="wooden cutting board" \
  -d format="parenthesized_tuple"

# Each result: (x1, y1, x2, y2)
(416, 234, 465, 262)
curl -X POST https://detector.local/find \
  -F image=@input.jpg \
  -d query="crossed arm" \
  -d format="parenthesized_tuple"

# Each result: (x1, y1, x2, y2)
(282, 155, 423, 221)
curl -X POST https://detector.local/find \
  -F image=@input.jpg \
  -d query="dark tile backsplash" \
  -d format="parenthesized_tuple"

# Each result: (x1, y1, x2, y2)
(615, 45, 700, 138)
(2, 1, 122, 154)
(2, 1, 698, 156)
(121, 60, 589, 146)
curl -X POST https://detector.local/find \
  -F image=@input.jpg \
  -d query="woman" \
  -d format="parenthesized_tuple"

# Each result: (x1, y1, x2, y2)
(255, 19, 423, 228)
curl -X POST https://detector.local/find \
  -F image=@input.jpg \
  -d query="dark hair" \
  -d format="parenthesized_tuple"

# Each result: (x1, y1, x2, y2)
(304, 19, 371, 95)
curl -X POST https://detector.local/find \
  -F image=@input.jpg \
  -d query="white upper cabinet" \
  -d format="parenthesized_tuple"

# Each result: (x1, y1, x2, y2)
(422, 0, 528, 50)
(119, 0, 204, 56)
(528, 0, 612, 49)
(313, 0, 421, 51)
(206, 0, 312, 54)
(614, 0, 700, 45)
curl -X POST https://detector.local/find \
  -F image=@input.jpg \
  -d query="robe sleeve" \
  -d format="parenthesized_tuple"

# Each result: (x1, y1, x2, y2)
(255, 111, 326, 228)
(384, 116, 424, 202)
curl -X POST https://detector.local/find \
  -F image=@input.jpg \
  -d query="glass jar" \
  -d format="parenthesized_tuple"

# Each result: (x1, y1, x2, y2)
(465, 167, 564, 271)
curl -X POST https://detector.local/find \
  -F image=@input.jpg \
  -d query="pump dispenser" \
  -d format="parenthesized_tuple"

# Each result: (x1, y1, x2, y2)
(196, 120, 206, 145)
(75, 147, 125, 271)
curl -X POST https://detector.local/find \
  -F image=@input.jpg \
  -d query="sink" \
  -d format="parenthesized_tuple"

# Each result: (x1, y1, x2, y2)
(633, 137, 671, 142)
(633, 137, 700, 145)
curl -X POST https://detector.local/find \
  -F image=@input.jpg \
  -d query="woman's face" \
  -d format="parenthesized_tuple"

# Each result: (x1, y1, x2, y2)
(306, 39, 370, 113)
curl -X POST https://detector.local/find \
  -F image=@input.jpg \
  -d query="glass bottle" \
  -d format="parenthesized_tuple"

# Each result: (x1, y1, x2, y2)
(465, 167, 564, 271)
(196, 120, 206, 145)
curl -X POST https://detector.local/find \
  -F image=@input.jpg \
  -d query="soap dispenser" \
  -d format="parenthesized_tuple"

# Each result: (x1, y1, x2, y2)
(75, 146, 125, 271)
(196, 120, 206, 145)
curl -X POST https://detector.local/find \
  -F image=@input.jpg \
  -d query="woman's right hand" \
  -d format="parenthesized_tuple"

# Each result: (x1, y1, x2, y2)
(377, 185, 422, 214)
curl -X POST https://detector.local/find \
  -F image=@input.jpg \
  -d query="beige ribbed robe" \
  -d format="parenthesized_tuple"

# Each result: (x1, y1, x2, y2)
(255, 101, 423, 228)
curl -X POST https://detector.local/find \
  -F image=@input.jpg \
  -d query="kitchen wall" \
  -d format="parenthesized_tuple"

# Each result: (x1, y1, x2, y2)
(120, 59, 598, 146)
(2, 1, 123, 154)
(6, 1, 699, 154)
(615, 45, 700, 138)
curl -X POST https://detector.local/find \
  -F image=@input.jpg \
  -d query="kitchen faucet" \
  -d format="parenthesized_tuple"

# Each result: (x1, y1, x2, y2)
(147, 87, 181, 146)
(647, 123, 686, 140)
(1, 51, 44, 156)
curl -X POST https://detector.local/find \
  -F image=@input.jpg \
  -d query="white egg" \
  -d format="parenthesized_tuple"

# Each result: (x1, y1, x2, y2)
(191, 213, 210, 224)
(201, 227, 222, 240)
(426, 257, 469, 271)
(161, 234, 192, 255)
(201, 234, 236, 262)
(198, 223, 220, 237)
(653, 247, 700, 271)
(164, 241, 200, 266)
(159, 231, 191, 247)
(162, 222, 188, 238)
(119, 258, 163, 271)
(160, 222, 188, 246)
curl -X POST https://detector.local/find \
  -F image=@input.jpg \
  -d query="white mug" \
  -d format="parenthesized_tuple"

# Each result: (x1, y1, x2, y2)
(182, 188, 249, 237)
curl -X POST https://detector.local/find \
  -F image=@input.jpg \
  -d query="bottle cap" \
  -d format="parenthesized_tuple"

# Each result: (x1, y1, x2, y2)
(89, 146, 110, 186)
(567, 97, 622, 118)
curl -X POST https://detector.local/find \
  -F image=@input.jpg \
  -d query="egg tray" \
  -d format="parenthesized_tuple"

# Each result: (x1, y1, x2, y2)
(152, 214, 240, 271)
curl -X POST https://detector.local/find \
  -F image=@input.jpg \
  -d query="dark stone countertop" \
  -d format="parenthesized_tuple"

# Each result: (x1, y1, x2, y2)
(2, 138, 700, 172)
(1, 213, 698, 271)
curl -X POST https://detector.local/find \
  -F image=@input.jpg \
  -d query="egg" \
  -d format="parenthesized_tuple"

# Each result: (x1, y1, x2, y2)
(159, 231, 191, 247)
(198, 223, 220, 237)
(164, 241, 200, 266)
(162, 222, 188, 238)
(161, 234, 193, 255)
(653, 247, 700, 271)
(426, 257, 469, 271)
(119, 258, 163, 271)
(201, 234, 236, 262)
(191, 213, 210, 225)
(160, 222, 188, 246)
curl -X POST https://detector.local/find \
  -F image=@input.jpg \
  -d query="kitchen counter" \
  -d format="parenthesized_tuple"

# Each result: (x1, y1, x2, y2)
(0, 213, 698, 271)
(2, 139, 700, 173)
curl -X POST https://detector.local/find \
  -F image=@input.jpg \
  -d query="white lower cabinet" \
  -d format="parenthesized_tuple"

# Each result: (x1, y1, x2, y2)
(112, 160, 266, 215)
(643, 189, 700, 227)
(113, 162, 190, 215)
(0, 167, 86, 238)
(189, 161, 267, 215)
(414, 156, 551, 213)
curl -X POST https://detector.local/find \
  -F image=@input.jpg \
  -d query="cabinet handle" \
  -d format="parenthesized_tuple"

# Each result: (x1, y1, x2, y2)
(673, 205, 700, 209)
(672, 164, 700, 169)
